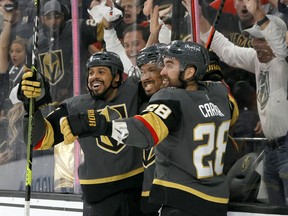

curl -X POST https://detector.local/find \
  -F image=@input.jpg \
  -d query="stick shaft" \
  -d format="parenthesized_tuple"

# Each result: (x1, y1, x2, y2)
(24, 0, 40, 215)
(205, 0, 226, 49)
(190, 0, 200, 43)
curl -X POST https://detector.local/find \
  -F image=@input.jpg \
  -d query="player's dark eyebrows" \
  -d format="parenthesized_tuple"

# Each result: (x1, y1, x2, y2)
(146, 64, 158, 69)
(164, 59, 175, 65)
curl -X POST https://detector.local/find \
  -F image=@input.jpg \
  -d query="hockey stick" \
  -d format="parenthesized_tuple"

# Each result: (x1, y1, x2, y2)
(190, 0, 200, 43)
(24, 0, 40, 215)
(205, 0, 226, 49)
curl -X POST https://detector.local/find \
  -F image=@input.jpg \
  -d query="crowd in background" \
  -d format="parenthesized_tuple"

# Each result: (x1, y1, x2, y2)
(0, 0, 287, 211)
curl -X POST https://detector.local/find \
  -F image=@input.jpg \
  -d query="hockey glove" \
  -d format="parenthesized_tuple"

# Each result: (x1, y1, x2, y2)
(64, 109, 110, 138)
(60, 117, 78, 144)
(17, 68, 52, 112)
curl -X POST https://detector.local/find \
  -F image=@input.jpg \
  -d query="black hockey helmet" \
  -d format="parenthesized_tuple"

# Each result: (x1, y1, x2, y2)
(162, 40, 209, 80)
(86, 51, 124, 81)
(137, 43, 167, 68)
(202, 50, 224, 81)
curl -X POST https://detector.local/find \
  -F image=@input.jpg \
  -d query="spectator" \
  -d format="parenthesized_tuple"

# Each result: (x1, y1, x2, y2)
(199, 0, 288, 206)
(230, 80, 263, 157)
(122, 24, 149, 66)
(0, 1, 28, 114)
(0, 102, 26, 165)
(26, 0, 103, 105)
(231, 80, 260, 138)
(101, 1, 165, 78)
(60, 40, 238, 216)
(262, 0, 288, 26)
(278, 0, 288, 15)
(87, 0, 105, 55)
(115, 0, 147, 39)
(142, 0, 172, 44)
(103, 18, 149, 77)
(2, 0, 33, 40)
(18, 51, 145, 216)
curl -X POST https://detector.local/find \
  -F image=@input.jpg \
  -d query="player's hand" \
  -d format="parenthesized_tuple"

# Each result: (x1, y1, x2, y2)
(21, 70, 41, 98)
(60, 117, 78, 144)
(65, 109, 109, 138)
(17, 67, 52, 112)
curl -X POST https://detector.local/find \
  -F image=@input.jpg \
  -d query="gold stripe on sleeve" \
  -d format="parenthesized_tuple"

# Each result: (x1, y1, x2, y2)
(38, 119, 55, 150)
(228, 94, 239, 126)
(141, 112, 169, 145)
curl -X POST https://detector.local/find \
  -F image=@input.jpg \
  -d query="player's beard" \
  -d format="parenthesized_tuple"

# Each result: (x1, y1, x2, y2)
(179, 72, 189, 89)
(88, 77, 120, 101)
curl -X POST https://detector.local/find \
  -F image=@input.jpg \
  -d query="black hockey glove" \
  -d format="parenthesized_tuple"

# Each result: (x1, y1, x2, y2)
(17, 68, 52, 112)
(64, 109, 110, 139)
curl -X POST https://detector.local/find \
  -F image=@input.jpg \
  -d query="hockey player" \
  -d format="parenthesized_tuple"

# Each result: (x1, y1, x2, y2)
(59, 41, 239, 216)
(137, 43, 166, 216)
(18, 51, 145, 216)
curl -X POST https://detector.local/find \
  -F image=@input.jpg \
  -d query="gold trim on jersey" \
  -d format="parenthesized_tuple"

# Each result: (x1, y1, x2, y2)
(141, 112, 169, 145)
(38, 119, 55, 150)
(142, 147, 155, 169)
(153, 179, 229, 204)
(228, 94, 239, 126)
(141, 191, 150, 197)
(80, 167, 144, 184)
(96, 105, 128, 153)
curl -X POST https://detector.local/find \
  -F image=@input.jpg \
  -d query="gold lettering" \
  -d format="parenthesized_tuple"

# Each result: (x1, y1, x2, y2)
(87, 109, 96, 127)
(207, 64, 221, 72)
(230, 32, 252, 48)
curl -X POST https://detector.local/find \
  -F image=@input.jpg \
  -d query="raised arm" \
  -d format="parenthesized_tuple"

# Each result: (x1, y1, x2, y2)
(0, 3, 14, 74)
(145, 5, 162, 47)
(244, 0, 288, 58)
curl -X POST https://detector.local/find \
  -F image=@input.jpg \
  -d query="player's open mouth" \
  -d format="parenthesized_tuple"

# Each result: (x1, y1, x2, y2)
(162, 78, 169, 88)
(143, 81, 155, 91)
(130, 53, 137, 58)
(91, 81, 102, 90)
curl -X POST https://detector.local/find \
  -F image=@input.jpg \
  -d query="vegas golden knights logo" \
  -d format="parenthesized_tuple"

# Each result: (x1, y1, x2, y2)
(96, 105, 128, 154)
(142, 147, 155, 168)
(39, 50, 65, 85)
(241, 156, 252, 172)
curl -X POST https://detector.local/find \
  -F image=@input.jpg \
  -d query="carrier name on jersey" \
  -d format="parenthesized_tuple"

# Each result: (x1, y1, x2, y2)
(199, 102, 224, 118)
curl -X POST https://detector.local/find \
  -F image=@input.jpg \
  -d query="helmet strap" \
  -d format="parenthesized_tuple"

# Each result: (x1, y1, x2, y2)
(179, 66, 198, 88)
(179, 69, 188, 89)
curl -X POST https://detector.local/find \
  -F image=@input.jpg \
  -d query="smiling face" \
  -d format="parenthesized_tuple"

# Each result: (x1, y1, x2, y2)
(87, 66, 119, 101)
(123, 30, 146, 65)
(160, 57, 183, 88)
(140, 63, 163, 96)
